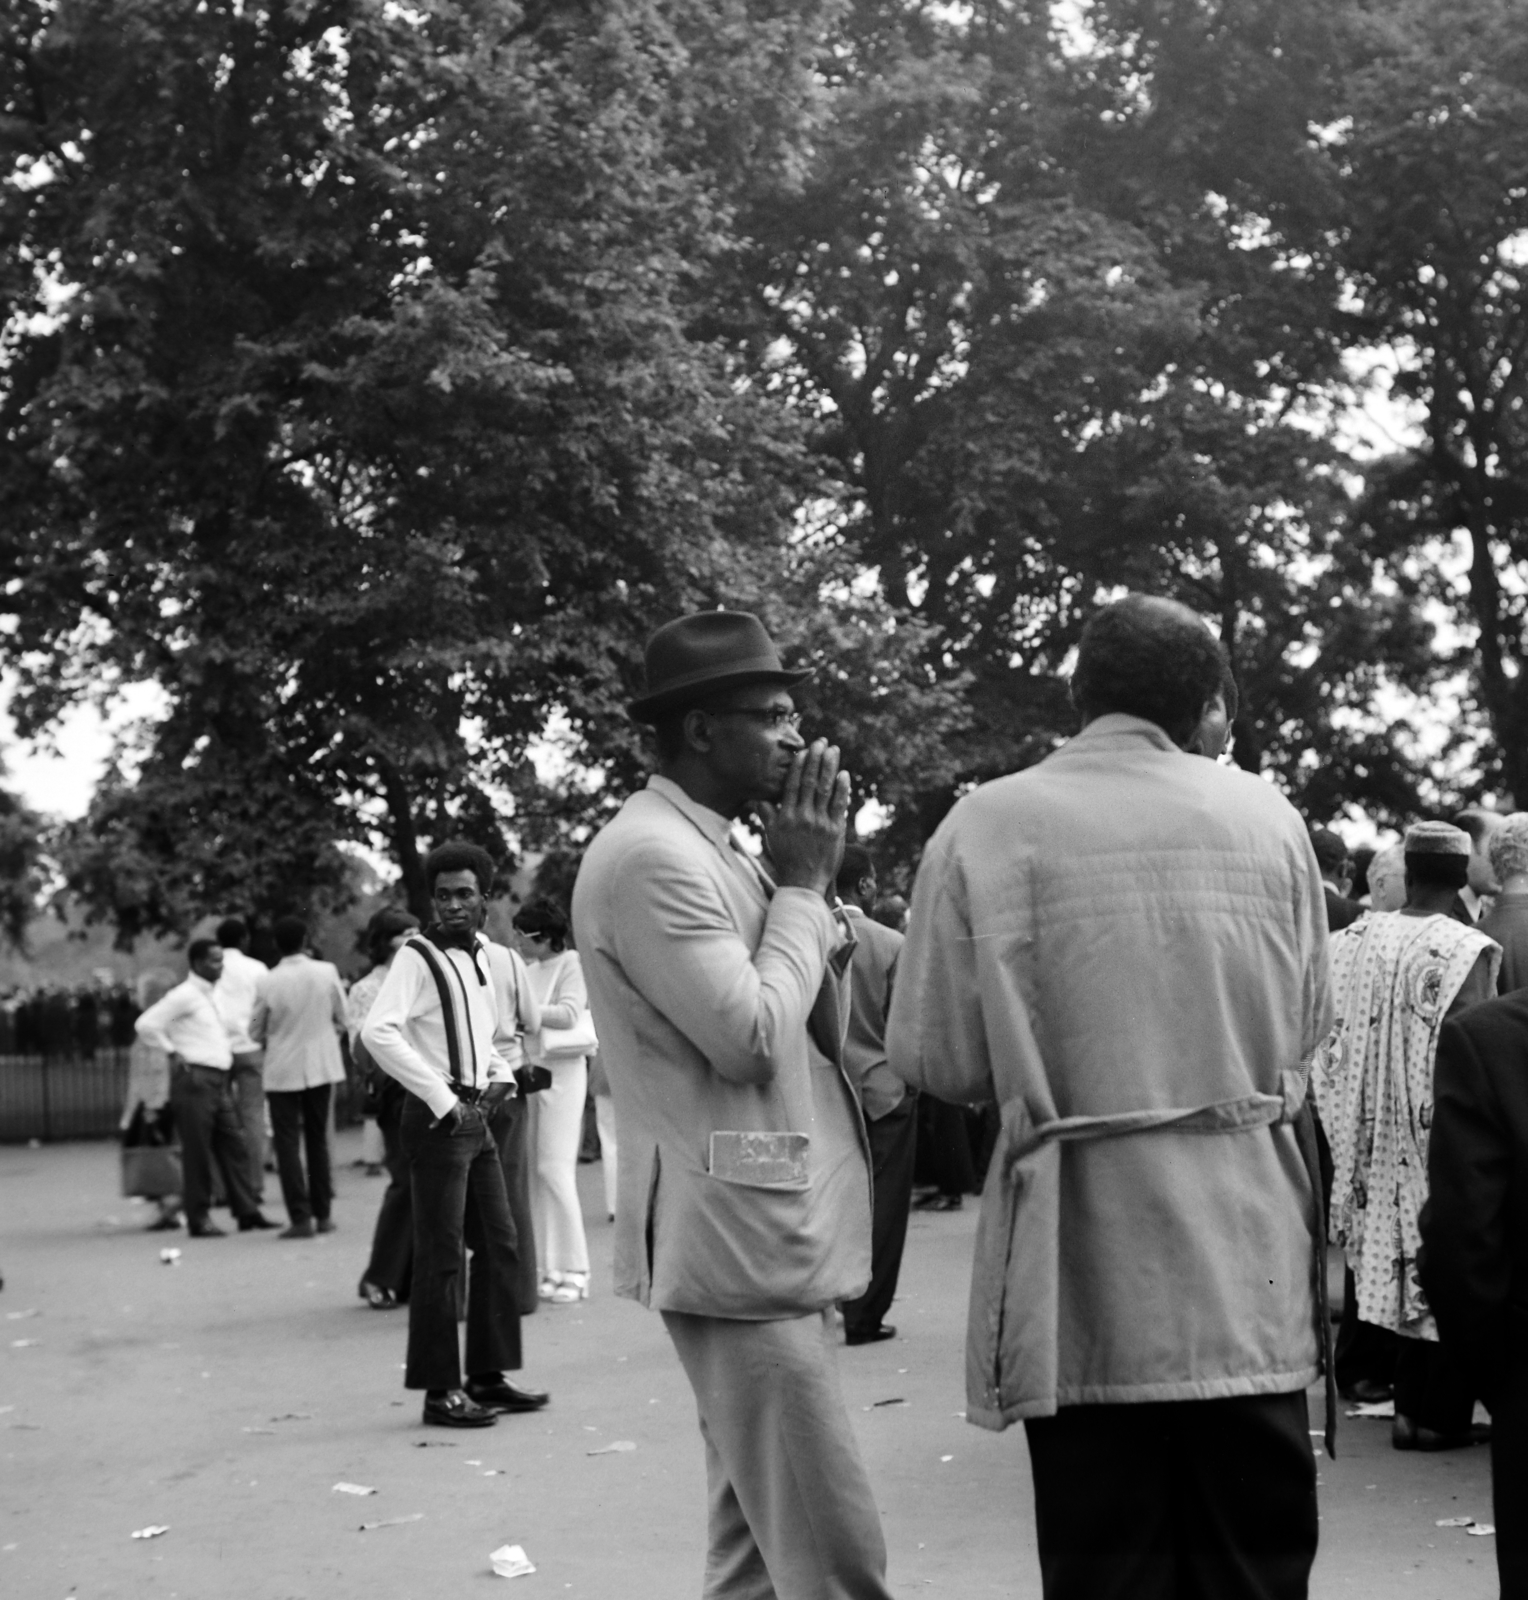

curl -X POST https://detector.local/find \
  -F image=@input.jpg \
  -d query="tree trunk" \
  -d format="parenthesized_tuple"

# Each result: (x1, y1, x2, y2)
(377, 758, 431, 922)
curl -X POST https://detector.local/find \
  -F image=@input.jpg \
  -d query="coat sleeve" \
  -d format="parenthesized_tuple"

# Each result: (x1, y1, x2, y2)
(1420, 1015, 1512, 1401)
(886, 817, 994, 1104)
(610, 841, 837, 1087)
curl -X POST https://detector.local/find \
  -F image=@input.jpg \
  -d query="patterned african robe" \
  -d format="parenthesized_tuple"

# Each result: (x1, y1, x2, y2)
(1311, 910, 1499, 1339)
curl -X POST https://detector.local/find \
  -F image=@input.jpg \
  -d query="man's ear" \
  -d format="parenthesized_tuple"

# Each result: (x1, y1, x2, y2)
(682, 707, 713, 754)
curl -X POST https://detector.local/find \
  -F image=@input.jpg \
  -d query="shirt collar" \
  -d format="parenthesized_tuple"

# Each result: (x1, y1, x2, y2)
(647, 774, 740, 852)
(1065, 713, 1182, 754)
(189, 973, 217, 996)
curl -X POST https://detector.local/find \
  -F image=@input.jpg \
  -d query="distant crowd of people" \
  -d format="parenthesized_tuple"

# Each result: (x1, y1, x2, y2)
(0, 982, 141, 1058)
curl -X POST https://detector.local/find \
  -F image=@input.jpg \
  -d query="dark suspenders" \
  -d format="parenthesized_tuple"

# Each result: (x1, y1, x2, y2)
(404, 936, 472, 1088)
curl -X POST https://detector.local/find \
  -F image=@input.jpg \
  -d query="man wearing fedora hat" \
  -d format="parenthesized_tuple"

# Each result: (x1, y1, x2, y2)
(573, 611, 893, 1600)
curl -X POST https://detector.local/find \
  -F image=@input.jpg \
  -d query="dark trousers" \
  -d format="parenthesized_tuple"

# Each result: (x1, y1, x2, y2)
(1394, 1336, 1476, 1436)
(489, 1094, 541, 1317)
(1334, 1271, 1400, 1395)
(267, 1084, 334, 1226)
(840, 1095, 917, 1337)
(1024, 1392, 1318, 1600)
(168, 1065, 261, 1228)
(362, 1086, 412, 1299)
(401, 1096, 522, 1391)
(915, 1093, 975, 1196)
(229, 1054, 267, 1201)
(1493, 1361, 1528, 1598)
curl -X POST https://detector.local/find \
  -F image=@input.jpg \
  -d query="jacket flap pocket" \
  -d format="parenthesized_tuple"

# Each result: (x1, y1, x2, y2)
(708, 1130, 809, 1187)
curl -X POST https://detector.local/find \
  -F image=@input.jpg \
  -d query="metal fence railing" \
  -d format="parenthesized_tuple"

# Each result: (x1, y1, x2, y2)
(0, 1050, 133, 1142)
(0, 1052, 367, 1144)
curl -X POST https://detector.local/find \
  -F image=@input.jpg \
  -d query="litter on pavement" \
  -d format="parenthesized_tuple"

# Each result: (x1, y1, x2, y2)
(1468, 1525, 1497, 1537)
(359, 1514, 423, 1531)
(587, 1440, 636, 1455)
(10, 1339, 38, 1348)
(131, 1526, 169, 1540)
(1437, 1516, 1476, 1527)
(159, 1248, 181, 1265)
(870, 1398, 907, 1408)
(333, 1483, 376, 1496)
(5, 1309, 39, 1319)
(490, 1544, 536, 1578)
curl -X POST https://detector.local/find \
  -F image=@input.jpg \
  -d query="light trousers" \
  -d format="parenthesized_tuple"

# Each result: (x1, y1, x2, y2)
(662, 1309, 894, 1600)
(529, 1055, 590, 1277)
(595, 1092, 618, 1218)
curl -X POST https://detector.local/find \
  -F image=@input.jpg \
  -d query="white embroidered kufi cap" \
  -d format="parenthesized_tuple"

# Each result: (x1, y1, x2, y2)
(1403, 821, 1472, 857)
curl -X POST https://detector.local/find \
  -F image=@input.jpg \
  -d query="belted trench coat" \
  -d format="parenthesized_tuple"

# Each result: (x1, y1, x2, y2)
(888, 715, 1333, 1429)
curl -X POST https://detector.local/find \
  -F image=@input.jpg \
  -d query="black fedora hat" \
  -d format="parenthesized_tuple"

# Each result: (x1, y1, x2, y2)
(629, 611, 812, 722)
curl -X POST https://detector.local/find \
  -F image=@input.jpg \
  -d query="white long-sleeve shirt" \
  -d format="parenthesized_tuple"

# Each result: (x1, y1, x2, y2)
(135, 975, 234, 1068)
(216, 946, 269, 1054)
(361, 933, 511, 1119)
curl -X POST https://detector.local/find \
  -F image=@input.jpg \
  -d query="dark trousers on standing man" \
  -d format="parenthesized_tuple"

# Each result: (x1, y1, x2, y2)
(169, 1064, 262, 1229)
(489, 1093, 541, 1316)
(361, 1084, 412, 1299)
(1394, 1335, 1476, 1437)
(401, 1095, 522, 1390)
(840, 1094, 917, 1338)
(267, 1083, 335, 1227)
(1024, 1392, 1318, 1600)
(229, 1051, 267, 1202)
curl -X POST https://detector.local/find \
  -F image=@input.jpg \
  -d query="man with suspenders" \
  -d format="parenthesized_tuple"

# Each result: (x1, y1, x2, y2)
(362, 840, 551, 1428)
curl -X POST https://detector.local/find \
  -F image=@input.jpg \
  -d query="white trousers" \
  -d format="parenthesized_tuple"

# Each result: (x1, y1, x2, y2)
(529, 1055, 590, 1277)
(595, 1092, 618, 1219)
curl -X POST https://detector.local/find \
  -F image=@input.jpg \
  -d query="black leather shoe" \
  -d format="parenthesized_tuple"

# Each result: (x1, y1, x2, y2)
(277, 1220, 316, 1239)
(422, 1389, 498, 1428)
(188, 1222, 227, 1238)
(238, 1212, 276, 1232)
(464, 1376, 550, 1413)
(845, 1324, 897, 1346)
(315, 1218, 337, 1235)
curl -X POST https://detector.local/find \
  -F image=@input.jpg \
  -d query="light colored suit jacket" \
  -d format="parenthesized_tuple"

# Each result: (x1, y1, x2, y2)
(573, 775, 872, 1319)
(890, 714, 1331, 1423)
(252, 954, 347, 1092)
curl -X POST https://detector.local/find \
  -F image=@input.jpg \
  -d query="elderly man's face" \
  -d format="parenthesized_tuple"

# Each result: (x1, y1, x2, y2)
(1369, 863, 1407, 912)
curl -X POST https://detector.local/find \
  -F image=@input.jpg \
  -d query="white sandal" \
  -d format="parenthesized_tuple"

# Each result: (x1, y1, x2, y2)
(537, 1272, 564, 1301)
(548, 1271, 588, 1303)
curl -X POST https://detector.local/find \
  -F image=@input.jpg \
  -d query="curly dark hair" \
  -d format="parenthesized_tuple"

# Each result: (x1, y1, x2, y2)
(425, 840, 496, 897)
(1071, 595, 1229, 745)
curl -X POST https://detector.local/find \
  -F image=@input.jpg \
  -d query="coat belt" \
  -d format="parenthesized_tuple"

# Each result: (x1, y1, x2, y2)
(972, 1069, 1335, 1457)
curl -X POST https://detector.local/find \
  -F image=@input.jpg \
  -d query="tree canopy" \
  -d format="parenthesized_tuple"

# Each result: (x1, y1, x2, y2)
(2, 0, 1525, 935)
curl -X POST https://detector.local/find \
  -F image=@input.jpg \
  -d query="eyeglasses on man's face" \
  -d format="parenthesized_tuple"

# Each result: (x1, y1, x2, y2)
(704, 705, 802, 732)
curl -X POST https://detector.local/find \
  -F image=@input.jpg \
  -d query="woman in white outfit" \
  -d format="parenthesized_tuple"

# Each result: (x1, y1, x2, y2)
(512, 898, 595, 1303)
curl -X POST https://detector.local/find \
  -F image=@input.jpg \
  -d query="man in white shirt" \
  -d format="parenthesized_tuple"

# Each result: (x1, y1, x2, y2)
(363, 841, 550, 1429)
(216, 916, 271, 1203)
(136, 939, 276, 1238)
(252, 916, 349, 1240)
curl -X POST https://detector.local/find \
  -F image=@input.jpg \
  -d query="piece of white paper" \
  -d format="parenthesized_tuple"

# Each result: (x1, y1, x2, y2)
(333, 1483, 376, 1496)
(159, 1248, 181, 1264)
(131, 1526, 169, 1540)
(1436, 1516, 1475, 1527)
(586, 1440, 636, 1456)
(10, 1340, 38, 1349)
(359, 1514, 423, 1531)
(1345, 1400, 1395, 1418)
(490, 1543, 536, 1578)
(1468, 1525, 1497, 1537)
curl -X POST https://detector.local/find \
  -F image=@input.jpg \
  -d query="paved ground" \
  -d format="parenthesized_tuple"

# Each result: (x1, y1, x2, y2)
(0, 1134, 1500, 1599)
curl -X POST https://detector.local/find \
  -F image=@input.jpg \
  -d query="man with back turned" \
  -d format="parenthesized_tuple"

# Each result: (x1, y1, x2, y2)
(890, 594, 1332, 1600)
(573, 611, 892, 1600)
